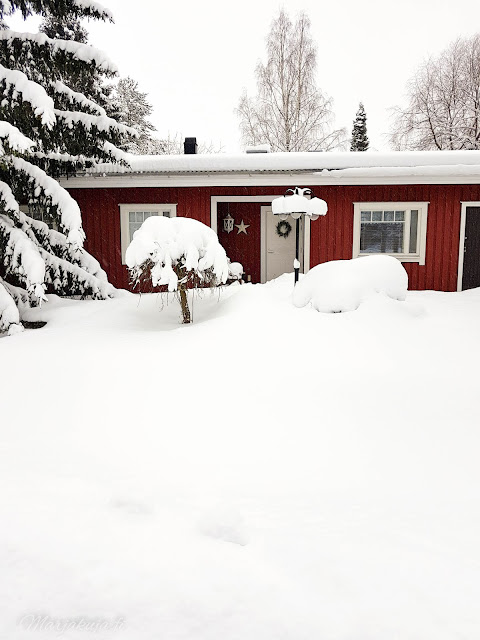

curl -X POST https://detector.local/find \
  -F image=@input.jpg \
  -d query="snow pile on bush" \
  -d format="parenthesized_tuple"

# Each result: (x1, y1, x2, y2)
(293, 255, 408, 313)
(126, 216, 234, 291)
(126, 216, 242, 324)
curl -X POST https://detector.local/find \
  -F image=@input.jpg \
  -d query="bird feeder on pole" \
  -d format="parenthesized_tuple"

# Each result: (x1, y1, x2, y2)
(272, 187, 328, 284)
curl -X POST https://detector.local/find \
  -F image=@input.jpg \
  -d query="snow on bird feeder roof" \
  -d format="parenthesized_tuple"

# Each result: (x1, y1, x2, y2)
(272, 187, 328, 219)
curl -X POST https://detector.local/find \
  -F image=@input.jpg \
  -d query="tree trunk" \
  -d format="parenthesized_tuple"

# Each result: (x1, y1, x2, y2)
(179, 286, 191, 324)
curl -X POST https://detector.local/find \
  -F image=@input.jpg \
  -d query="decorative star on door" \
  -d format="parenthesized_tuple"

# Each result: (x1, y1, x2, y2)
(235, 220, 250, 234)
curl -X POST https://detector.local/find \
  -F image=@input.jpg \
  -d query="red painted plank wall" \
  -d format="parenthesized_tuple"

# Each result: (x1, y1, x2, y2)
(67, 183, 480, 292)
(217, 202, 264, 283)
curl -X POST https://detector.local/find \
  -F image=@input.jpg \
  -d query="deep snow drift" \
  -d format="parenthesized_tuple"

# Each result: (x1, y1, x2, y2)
(293, 255, 408, 312)
(1, 277, 480, 639)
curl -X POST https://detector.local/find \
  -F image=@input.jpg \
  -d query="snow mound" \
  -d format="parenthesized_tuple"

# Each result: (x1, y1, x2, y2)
(198, 506, 249, 546)
(126, 216, 232, 291)
(293, 255, 408, 313)
(0, 280, 23, 334)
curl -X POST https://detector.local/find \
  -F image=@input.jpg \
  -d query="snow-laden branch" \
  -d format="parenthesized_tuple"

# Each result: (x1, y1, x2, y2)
(54, 108, 137, 136)
(102, 141, 131, 162)
(26, 215, 109, 283)
(0, 181, 46, 301)
(39, 246, 113, 299)
(8, 156, 85, 247)
(0, 30, 118, 73)
(0, 213, 46, 301)
(30, 150, 87, 163)
(0, 121, 35, 153)
(0, 178, 21, 217)
(30, 143, 129, 166)
(0, 64, 56, 127)
(51, 80, 106, 117)
(71, 0, 114, 21)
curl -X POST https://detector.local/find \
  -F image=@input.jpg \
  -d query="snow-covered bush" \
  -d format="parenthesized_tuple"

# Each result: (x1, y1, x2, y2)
(126, 216, 243, 324)
(293, 255, 408, 313)
(0, 0, 133, 334)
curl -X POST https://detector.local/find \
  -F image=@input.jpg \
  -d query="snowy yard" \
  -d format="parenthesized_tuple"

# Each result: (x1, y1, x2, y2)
(1, 277, 480, 639)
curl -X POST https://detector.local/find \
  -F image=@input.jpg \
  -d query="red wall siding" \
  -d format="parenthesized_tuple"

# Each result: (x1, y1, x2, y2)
(218, 201, 266, 283)
(67, 183, 480, 292)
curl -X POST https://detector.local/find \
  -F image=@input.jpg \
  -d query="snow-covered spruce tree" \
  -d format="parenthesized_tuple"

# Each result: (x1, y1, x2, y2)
(126, 216, 242, 324)
(0, 0, 136, 334)
(350, 102, 369, 151)
(38, 5, 120, 122)
(115, 76, 164, 154)
(40, 10, 88, 44)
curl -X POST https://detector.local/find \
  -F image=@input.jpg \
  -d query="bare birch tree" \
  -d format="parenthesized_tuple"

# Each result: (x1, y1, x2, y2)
(391, 33, 480, 150)
(237, 10, 345, 152)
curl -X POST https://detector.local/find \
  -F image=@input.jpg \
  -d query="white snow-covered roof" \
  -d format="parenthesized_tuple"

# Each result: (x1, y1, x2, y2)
(87, 150, 480, 176)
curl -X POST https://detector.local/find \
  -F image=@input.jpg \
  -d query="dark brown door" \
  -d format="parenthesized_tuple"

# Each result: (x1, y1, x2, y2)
(462, 207, 480, 290)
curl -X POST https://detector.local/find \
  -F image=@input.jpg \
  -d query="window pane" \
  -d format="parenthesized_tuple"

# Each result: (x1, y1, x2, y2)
(361, 211, 371, 221)
(409, 210, 419, 253)
(129, 211, 136, 222)
(129, 222, 142, 238)
(372, 211, 382, 222)
(384, 211, 394, 222)
(360, 222, 404, 253)
(163, 211, 171, 217)
(395, 211, 405, 221)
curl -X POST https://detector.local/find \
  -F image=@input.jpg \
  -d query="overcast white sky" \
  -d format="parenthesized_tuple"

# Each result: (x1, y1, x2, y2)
(11, 0, 480, 152)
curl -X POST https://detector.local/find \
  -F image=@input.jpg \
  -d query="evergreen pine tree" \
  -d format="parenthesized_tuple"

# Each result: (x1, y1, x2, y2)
(115, 77, 162, 154)
(40, 12, 88, 43)
(350, 102, 369, 151)
(0, 0, 136, 334)
(39, 7, 119, 120)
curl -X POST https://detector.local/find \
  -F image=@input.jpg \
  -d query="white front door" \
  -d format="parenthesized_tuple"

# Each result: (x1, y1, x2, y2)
(261, 206, 303, 282)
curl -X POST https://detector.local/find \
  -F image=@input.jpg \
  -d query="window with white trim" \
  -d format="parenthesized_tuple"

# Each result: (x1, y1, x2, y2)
(120, 203, 177, 263)
(353, 202, 428, 264)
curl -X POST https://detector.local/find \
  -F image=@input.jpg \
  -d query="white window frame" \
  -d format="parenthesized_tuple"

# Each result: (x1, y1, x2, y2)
(119, 203, 177, 264)
(353, 202, 429, 265)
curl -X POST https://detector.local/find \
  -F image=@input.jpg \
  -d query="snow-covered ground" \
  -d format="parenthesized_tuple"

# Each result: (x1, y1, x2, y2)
(1, 277, 480, 639)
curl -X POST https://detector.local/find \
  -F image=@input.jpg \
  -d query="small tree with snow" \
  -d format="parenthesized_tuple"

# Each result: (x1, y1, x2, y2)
(0, 0, 135, 334)
(350, 103, 369, 151)
(126, 216, 242, 324)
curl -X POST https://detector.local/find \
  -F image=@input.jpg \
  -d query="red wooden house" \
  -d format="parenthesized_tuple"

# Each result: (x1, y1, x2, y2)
(59, 146, 480, 292)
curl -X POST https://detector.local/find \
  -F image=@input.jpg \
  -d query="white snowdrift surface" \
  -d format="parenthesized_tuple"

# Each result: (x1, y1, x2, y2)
(293, 255, 408, 312)
(1, 277, 480, 639)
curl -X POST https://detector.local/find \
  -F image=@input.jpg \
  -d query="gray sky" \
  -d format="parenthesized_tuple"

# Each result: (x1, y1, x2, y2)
(11, 0, 480, 152)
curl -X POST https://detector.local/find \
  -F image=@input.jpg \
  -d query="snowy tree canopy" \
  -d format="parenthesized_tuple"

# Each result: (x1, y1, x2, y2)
(126, 216, 242, 324)
(237, 9, 346, 152)
(115, 76, 162, 155)
(391, 33, 480, 151)
(350, 102, 369, 152)
(0, 0, 132, 334)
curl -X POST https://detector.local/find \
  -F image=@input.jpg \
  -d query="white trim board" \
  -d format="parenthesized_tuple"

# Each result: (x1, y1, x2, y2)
(211, 196, 310, 280)
(457, 202, 480, 291)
